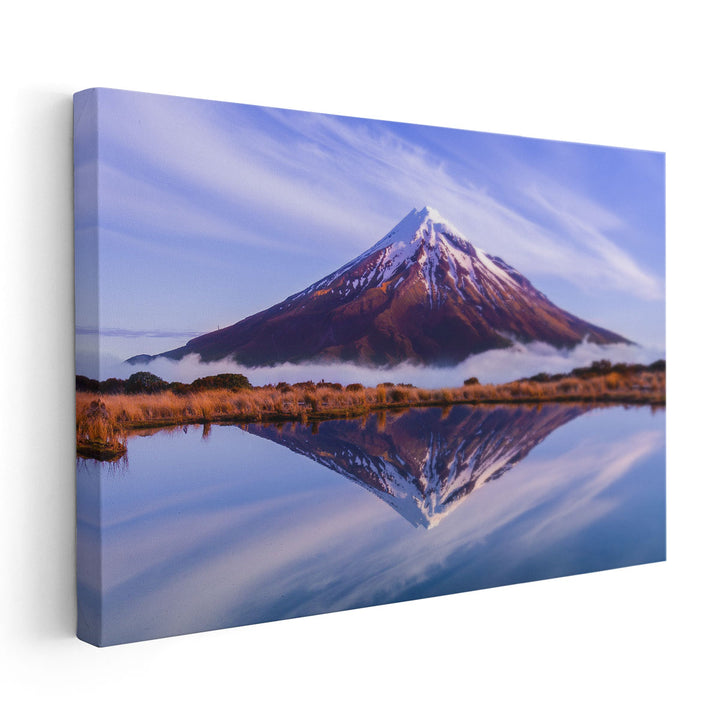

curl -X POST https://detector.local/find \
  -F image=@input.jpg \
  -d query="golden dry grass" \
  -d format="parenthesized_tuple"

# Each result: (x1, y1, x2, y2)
(77, 366, 665, 459)
(76, 398, 127, 460)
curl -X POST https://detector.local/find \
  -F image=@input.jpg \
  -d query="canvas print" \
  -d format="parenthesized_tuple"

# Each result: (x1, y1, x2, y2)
(74, 88, 666, 646)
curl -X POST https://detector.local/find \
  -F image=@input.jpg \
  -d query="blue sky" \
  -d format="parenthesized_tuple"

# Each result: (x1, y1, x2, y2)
(75, 88, 664, 382)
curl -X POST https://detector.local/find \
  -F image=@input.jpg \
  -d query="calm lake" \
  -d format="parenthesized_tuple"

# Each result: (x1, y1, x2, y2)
(77, 403, 665, 646)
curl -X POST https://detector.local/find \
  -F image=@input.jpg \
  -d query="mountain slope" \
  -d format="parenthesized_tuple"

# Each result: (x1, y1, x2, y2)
(129, 206, 629, 367)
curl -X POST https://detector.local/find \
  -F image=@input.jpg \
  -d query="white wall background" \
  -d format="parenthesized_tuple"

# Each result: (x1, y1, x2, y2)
(2, 2, 717, 717)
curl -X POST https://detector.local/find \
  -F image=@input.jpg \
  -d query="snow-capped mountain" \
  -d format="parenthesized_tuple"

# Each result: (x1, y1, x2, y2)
(129, 206, 628, 367)
(243, 403, 590, 528)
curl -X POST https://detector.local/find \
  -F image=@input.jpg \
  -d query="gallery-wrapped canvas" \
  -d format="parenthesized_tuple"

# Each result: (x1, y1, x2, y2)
(74, 88, 666, 646)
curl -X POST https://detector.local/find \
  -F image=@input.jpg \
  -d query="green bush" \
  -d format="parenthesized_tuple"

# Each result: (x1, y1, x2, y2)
(649, 359, 666, 372)
(125, 372, 169, 394)
(76, 375, 100, 392)
(98, 377, 127, 394)
(190, 373, 252, 391)
(169, 382, 192, 395)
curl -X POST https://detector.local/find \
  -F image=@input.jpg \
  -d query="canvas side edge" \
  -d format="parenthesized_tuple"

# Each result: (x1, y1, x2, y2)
(73, 88, 104, 647)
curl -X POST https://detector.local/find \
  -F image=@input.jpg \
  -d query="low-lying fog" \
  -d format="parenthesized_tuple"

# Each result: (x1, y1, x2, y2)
(76, 335, 664, 389)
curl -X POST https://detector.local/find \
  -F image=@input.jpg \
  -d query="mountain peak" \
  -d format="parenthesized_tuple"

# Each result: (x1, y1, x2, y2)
(129, 207, 630, 367)
(417, 204, 448, 224)
(373, 206, 465, 253)
(416, 205, 465, 239)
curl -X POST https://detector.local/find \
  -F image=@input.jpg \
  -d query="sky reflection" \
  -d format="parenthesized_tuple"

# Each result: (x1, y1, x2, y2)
(77, 404, 665, 645)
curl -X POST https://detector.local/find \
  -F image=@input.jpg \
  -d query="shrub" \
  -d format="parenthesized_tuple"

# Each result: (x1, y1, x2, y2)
(76, 375, 99, 392)
(125, 372, 169, 394)
(98, 377, 127, 394)
(528, 373, 551, 383)
(649, 359, 666, 372)
(463, 377, 479, 386)
(190, 373, 251, 391)
(169, 382, 192, 395)
(390, 387, 409, 403)
(346, 383, 364, 392)
(317, 381, 342, 391)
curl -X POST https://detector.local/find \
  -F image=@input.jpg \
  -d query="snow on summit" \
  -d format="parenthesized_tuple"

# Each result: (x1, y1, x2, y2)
(308, 205, 516, 303)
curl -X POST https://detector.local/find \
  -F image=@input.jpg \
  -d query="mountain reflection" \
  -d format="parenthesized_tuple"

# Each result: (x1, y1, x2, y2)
(242, 404, 590, 528)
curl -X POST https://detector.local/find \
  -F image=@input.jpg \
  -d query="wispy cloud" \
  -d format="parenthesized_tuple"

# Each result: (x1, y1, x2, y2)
(94, 92, 392, 253)
(524, 182, 663, 299)
(91, 90, 663, 302)
(76, 327, 203, 339)
(261, 110, 664, 299)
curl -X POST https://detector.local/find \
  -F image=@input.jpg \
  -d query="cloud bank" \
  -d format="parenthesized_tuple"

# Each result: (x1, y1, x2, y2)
(78, 340, 665, 388)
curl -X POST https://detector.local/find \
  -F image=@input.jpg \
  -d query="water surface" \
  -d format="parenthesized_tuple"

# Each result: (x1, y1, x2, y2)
(77, 403, 665, 645)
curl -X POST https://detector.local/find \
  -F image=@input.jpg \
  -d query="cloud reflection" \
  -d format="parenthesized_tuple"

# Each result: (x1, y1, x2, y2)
(79, 406, 664, 645)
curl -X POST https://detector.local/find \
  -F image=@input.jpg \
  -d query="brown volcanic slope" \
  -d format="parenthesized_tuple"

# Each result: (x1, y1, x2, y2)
(129, 207, 629, 367)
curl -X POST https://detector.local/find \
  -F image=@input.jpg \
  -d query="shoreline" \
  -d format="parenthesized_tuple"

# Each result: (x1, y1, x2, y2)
(97, 394, 665, 432)
(78, 395, 665, 461)
(76, 362, 665, 461)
